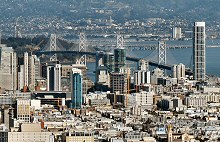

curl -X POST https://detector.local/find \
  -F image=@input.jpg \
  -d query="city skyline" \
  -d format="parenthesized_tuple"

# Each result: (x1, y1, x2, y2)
(0, 1, 220, 142)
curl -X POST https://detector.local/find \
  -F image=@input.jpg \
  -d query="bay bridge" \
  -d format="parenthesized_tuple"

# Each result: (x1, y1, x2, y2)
(34, 34, 207, 75)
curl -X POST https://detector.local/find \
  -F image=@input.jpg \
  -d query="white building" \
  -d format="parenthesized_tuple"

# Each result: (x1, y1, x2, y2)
(172, 63, 185, 80)
(18, 65, 24, 90)
(129, 91, 154, 107)
(19, 52, 41, 90)
(172, 27, 182, 39)
(96, 65, 110, 86)
(134, 70, 150, 86)
(24, 52, 29, 87)
(185, 93, 219, 108)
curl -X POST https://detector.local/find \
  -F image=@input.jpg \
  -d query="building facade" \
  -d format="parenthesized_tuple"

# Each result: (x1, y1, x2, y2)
(17, 99, 30, 122)
(172, 63, 185, 80)
(172, 27, 182, 39)
(71, 68, 83, 109)
(193, 22, 206, 81)
(110, 73, 127, 94)
(114, 48, 126, 73)
(47, 64, 61, 91)
(0, 45, 17, 91)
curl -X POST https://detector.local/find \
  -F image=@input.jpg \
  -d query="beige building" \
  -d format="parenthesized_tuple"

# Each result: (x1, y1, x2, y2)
(185, 93, 220, 108)
(17, 99, 30, 122)
(66, 131, 94, 142)
(0, 45, 17, 91)
(9, 123, 54, 142)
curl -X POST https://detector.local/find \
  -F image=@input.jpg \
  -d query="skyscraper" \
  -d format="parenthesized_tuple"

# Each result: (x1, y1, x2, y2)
(0, 45, 17, 91)
(18, 52, 41, 91)
(114, 48, 126, 73)
(47, 64, 61, 91)
(71, 68, 83, 109)
(193, 22, 206, 81)
(24, 52, 29, 87)
(104, 52, 114, 73)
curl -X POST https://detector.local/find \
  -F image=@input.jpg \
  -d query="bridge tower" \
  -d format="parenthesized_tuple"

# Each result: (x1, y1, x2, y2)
(117, 34, 124, 49)
(49, 34, 58, 61)
(158, 41, 166, 65)
(76, 33, 87, 66)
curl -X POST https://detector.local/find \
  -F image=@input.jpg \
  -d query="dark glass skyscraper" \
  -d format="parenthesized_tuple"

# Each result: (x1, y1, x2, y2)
(114, 48, 126, 73)
(71, 68, 83, 109)
(104, 52, 114, 73)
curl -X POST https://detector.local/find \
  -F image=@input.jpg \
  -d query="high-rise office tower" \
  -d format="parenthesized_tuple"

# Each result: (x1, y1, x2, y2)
(114, 48, 126, 73)
(47, 64, 61, 91)
(24, 52, 29, 87)
(28, 55, 36, 88)
(0, 45, 17, 91)
(193, 22, 206, 81)
(20, 52, 41, 90)
(71, 68, 83, 109)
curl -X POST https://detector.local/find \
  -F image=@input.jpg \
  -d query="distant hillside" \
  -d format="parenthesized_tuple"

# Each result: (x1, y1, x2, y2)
(1, 0, 220, 22)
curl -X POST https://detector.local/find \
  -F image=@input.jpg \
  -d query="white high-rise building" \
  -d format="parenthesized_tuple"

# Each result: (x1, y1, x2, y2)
(134, 70, 150, 86)
(28, 55, 36, 88)
(20, 52, 40, 90)
(193, 22, 206, 81)
(18, 65, 24, 90)
(172, 63, 185, 80)
(172, 27, 182, 39)
(47, 64, 61, 91)
(24, 52, 29, 87)
(0, 45, 17, 91)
